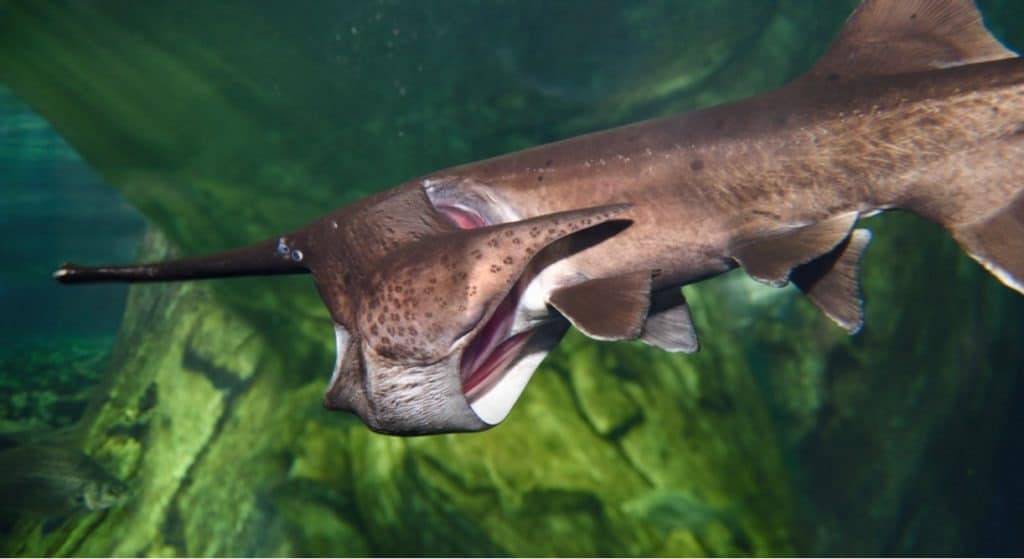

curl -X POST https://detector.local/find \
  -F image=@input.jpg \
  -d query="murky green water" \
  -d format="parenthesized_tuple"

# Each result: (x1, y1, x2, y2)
(1, 1, 1022, 555)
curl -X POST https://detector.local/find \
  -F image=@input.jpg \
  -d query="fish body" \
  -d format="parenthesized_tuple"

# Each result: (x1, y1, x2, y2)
(430, 55, 1024, 292)
(55, 0, 1024, 435)
(0, 445, 128, 520)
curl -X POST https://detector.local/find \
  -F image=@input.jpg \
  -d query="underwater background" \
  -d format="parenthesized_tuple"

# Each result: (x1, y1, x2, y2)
(1, 0, 1023, 555)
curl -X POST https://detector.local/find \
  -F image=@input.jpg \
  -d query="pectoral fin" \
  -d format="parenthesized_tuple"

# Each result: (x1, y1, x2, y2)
(792, 228, 872, 334)
(731, 212, 858, 287)
(640, 287, 699, 353)
(547, 271, 652, 341)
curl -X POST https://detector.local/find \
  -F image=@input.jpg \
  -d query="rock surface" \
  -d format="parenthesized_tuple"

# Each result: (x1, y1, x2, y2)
(1, 0, 1022, 555)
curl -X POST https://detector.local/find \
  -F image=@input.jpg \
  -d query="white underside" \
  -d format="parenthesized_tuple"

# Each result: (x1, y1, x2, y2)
(469, 349, 548, 425)
(469, 261, 578, 424)
(976, 256, 1024, 294)
(512, 260, 582, 335)
(329, 324, 350, 385)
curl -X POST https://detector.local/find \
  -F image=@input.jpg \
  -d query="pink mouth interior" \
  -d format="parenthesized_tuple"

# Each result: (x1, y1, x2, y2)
(436, 204, 488, 229)
(460, 288, 531, 401)
(434, 202, 532, 402)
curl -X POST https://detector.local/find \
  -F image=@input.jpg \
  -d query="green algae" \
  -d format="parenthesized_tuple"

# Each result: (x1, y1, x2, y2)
(1, 0, 1023, 556)
(0, 337, 114, 435)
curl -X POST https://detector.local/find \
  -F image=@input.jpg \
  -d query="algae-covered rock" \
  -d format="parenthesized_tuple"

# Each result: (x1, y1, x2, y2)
(1, 0, 1022, 556)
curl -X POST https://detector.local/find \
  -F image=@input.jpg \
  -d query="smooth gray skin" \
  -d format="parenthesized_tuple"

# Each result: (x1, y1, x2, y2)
(56, 0, 1024, 434)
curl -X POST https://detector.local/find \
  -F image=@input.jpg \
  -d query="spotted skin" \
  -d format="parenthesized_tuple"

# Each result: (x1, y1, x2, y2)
(54, 0, 1024, 435)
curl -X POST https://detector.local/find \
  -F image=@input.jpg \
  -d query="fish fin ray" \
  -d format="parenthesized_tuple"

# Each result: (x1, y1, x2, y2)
(640, 287, 699, 353)
(792, 228, 872, 334)
(731, 212, 859, 287)
(952, 188, 1024, 295)
(548, 271, 651, 341)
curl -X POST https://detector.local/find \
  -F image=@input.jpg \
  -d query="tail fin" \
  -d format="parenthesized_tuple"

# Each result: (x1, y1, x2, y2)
(951, 191, 1024, 294)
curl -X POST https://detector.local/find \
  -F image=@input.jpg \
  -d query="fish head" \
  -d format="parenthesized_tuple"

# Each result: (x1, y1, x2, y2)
(299, 184, 631, 434)
(81, 476, 130, 511)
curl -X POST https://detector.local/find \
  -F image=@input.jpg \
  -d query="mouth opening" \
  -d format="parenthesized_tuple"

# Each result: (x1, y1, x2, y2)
(460, 284, 532, 401)
(431, 195, 538, 424)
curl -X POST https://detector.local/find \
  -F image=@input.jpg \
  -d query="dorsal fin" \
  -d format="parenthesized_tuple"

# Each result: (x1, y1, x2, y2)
(803, 0, 1016, 82)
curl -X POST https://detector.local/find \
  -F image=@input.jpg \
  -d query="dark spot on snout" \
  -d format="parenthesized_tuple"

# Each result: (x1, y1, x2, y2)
(537, 175, 544, 182)
(827, 73, 840, 81)
(545, 159, 553, 166)
(690, 159, 704, 171)
(910, 12, 917, 20)
(774, 115, 787, 126)
(503, 256, 514, 265)
(714, 118, 725, 130)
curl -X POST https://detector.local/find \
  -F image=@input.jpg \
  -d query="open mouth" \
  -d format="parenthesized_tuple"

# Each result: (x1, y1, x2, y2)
(460, 282, 532, 402)
(433, 199, 542, 425)
(458, 278, 544, 426)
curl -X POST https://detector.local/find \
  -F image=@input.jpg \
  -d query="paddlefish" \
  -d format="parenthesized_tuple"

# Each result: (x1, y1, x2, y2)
(55, 0, 1024, 435)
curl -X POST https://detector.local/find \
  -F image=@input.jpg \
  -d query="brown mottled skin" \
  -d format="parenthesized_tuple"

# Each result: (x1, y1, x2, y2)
(54, 0, 1024, 435)
(297, 198, 630, 432)
(422, 57, 1024, 292)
